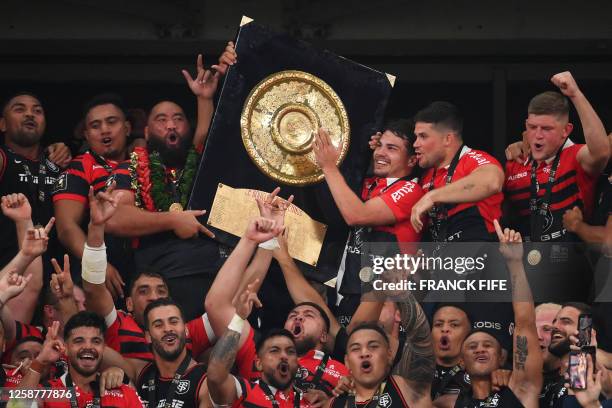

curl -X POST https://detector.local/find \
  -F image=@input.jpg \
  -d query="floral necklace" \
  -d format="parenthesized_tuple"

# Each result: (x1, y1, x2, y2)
(129, 146, 199, 212)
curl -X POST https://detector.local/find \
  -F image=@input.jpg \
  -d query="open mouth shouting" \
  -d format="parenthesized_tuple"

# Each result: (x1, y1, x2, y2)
(102, 137, 113, 147)
(291, 323, 303, 338)
(278, 361, 290, 377)
(166, 131, 180, 147)
(360, 359, 373, 374)
(439, 335, 451, 351)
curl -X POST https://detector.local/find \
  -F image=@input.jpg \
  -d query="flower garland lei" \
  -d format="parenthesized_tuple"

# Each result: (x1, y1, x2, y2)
(129, 146, 199, 211)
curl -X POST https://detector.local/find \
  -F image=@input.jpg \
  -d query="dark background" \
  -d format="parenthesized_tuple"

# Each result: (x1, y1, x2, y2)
(1, 0, 611, 160)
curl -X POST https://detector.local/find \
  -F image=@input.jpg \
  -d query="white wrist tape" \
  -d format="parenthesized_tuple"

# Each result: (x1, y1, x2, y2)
(82, 243, 107, 285)
(258, 237, 279, 250)
(227, 314, 245, 333)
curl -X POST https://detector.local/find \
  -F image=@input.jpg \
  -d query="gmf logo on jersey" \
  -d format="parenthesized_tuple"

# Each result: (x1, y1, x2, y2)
(52, 173, 68, 194)
(176, 379, 191, 395)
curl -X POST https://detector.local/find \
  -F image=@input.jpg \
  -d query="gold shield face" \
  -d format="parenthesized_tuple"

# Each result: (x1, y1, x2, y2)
(240, 70, 350, 185)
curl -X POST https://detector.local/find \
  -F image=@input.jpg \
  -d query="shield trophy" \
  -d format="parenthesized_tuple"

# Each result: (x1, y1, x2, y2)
(189, 16, 395, 282)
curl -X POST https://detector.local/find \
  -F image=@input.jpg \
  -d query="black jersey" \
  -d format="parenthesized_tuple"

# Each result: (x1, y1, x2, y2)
(0, 146, 61, 267)
(330, 376, 410, 408)
(136, 361, 207, 408)
(432, 364, 470, 399)
(455, 387, 524, 408)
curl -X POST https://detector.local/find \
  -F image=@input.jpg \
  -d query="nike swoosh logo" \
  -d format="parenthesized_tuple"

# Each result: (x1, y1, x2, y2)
(14, 159, 22, 164)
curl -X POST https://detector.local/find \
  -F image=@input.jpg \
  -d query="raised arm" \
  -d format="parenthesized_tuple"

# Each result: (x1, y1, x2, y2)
(81, 186, 122, 320)
(550, 72, 610, 175)
(394, 291, 435, 404)
(50, 255, 79, 323)
(494, 220, 543, 407)
(207, 282, 261, 406)
(1, 194, 51, 322)
(205, 217, 281, 347)
(272, 228, 341, 341)
(313, 128, 396, 226)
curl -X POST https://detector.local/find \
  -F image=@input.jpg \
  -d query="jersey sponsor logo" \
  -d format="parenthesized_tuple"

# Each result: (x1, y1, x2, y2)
(156, 399, 184, 408)
(466, 151, 491, 167)
(507, 171, 528, 181)
(377, 393, 392, 408)
(297, 367, 309, 380)
(390, 182, 415, 203)
(45, 158, 59, 172)
(176, 379, 190, 395)
(473, 321, 501, 330)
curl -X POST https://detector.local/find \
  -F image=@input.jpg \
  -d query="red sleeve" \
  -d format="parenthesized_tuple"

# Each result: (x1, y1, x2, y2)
(186, 314, 213, 358)
(235, 327, 260, 380)
(233, 377, 252, 408)
(378, 180, 424, 222)
(52, 155, 92, 203)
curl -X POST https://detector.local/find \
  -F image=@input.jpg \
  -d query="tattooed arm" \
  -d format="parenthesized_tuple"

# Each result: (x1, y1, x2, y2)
(207, 282, 262, 405)
(494, 220, 542, 407)
(393, 292, 435, 406)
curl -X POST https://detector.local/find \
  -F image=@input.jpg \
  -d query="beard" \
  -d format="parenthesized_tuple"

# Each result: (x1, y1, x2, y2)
(294, 335, 318, 356)
(147, 130, 192, 168)
(11, 129, 43, 148)
(264, 365, 297, 392)
(548, 337, 571, 357)
(151, 333, 187, 362)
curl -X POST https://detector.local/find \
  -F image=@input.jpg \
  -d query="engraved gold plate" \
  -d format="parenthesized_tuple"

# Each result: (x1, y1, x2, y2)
(241, 70, 350, 185)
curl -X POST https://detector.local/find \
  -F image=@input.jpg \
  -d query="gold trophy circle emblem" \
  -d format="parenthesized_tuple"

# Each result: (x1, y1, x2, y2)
(241, 70, 350, 186)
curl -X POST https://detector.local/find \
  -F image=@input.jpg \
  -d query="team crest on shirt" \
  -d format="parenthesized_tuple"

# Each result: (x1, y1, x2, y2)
(45, 158, 59, 173)
(176, 379, 191, 395)
(297, 367, 310, 380)
(52, 172, 68, 193)
(377, 393, 392, 408)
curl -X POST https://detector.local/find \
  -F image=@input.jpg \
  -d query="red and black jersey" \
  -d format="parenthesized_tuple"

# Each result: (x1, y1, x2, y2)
(234, 378, 314, 408)
(1, 320, 44, 364)
(105, 310, 214, 361)
(2, 366, 23, 388)
(329, 376, 410, 408)
(43, 373, 143, 408)
(293, 350, 349, 396)
(420, 146, 503, 241)
(52, 151, 120, 204)
(339, 176, 424, 295)
(504, 141, 598, 241)
(235, 328, 348, 395)
(136, 361, 207, 408)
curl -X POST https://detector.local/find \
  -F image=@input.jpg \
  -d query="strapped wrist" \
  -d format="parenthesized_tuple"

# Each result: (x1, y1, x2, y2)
(227, 314, 245, 333)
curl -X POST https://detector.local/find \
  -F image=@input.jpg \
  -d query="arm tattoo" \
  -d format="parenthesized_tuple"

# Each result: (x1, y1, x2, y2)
(210, 329, 241, 373)
(393, 293, 434, 397)
(515, 335, 528, 371)
(463, 183, 475, 191)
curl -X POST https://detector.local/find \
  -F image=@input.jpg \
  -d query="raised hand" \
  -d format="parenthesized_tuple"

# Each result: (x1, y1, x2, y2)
(1, 193, 32, 222)
(244, 217, 283, 243)
(369, 131, 382, 151)
(255, 187, 294, 226)
(0, 270, 32, 304)
(88, 183, 122, 226)
(37, 321, 65, 366)
(50, 254, 74, 301)
(182, 54, 222, 100)
(313, 128, 342, 170)
(21, 217, 55, 258)
(551, 71, 581, 99)
(272, 227, 291, 260)
(232, 279, 262, 320)
(493, 219, 524, 261)
(213, 41, 237, 75)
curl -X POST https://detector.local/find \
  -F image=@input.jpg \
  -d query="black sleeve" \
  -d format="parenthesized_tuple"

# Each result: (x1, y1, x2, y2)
(331, 327, 348, 361)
